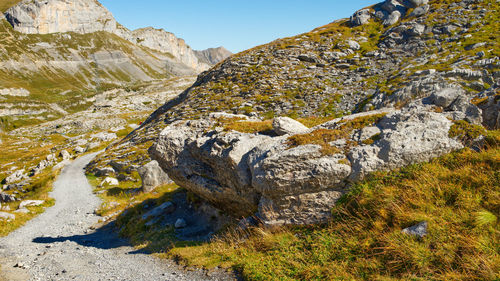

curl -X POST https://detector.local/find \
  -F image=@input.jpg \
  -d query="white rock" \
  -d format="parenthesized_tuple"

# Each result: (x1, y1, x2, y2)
(272, 117, 309, 136)
(347, 40, 361, 51)
(101, 177, 119, 186)
(138, 161, 172, 193)
(0, 212, 15, 221)
(19, 200, 44, 209)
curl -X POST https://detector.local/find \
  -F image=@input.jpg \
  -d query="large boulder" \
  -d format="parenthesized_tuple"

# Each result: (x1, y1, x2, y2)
(350, 9, 371, 26)
(150, 95, 479, 225)
(138, 160, 172, 193)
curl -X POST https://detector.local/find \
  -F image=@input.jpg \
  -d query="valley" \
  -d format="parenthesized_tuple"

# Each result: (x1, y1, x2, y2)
(0, 0, 498, 280)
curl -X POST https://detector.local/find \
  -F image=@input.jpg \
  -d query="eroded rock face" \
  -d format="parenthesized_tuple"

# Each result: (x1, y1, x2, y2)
(150, 92, 477, 225)
(5, 0, 117, 34)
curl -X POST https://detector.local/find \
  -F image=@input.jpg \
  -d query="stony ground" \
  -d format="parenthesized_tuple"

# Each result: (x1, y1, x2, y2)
(0, 153, 233, 281)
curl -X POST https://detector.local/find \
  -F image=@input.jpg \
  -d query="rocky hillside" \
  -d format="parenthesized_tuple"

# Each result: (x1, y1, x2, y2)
(90, 0, 499, 175)
(0, 0, 230, 130)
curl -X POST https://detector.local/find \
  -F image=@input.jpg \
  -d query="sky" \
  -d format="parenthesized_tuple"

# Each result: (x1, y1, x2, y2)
(99, 0, 378, 54)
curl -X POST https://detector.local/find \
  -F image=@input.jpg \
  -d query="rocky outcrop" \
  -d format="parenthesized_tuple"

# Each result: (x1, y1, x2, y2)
(194, 47, 233, 66)
(350, 0, 430, 27)
(5, 0, 117, 34)
(149, 90, 478, 225)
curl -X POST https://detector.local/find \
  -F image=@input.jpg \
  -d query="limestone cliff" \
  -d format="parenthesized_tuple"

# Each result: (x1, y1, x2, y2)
(130, 27, 210, 73)
(5, 0, 117, 34)
(3, 0, 227, 74)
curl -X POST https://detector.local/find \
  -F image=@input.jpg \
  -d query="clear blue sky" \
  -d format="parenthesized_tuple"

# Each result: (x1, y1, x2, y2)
(99, 0, 378, 53)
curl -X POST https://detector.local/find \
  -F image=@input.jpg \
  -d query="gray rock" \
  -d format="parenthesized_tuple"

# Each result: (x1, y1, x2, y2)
(406, 0, 429, 8)
(94, 167, 115, 177)
(272, 117, 309, 136)
(350, 9, 371, 26)
(409, 4, 430, 17)
(430, 88, 463, 108)
(74, 146, 86, 154)
(402, 221, 428, 238)
(0, 212, 15, 221)
(90, 132, 117, 142)
(175, 218, 187, 229)
(151, 99, 466, 226)
(383, 11, 402, 26)
(59, 150, 71, 160)
(138, 160, 172, 193)
(381, 0, 407, 13)
(408, 24, 425, 36)
(347, 40, 361, 51)
(141, 201, 175, 220)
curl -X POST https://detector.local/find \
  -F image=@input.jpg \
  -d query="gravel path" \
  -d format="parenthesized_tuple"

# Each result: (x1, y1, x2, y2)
(0, 153, 232, 281)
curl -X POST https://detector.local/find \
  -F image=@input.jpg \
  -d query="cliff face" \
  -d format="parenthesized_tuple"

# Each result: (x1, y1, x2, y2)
(5, 0, 117, 34)
(131, 27, 210, 73)
(3, 0, 227, 75)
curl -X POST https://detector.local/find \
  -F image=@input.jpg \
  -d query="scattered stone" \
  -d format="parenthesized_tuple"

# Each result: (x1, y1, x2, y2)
(0, 192, 17, 203)
(74, 146, 86, 154)
(90, 132, 117, 142)
(141, 201, 175, 220)
(402, 221, 428, 238)
(175, 218, 187, 229)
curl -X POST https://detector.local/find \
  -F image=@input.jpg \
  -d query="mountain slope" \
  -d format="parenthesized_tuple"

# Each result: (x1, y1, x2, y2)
(89, 0, 499, 172)
(0, 0, 230, 130)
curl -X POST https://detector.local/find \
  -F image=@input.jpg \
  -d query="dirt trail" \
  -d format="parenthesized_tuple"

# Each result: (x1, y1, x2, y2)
(0, 153, 229, 281)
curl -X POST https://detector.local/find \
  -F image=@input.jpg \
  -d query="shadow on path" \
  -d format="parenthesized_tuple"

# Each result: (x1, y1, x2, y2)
(32, 223, 133, 252)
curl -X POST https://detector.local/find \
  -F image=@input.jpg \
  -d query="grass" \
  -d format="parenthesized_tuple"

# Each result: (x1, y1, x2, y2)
(0, 169, 56, 237)
(287, 113, 387, 155)
(166, 132, 499, 280)
(0, 0, 20, 12)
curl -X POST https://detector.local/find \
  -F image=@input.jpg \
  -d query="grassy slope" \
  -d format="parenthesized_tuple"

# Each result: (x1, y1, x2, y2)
(167, 131, 499, 280)
(0, 0, 20, 12)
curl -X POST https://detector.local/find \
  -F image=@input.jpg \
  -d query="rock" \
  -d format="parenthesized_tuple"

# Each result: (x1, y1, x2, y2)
(402, 221, 428, 238)
(406, 0, 428, 8)
(14, 208, 30, 214)
(59, 150, 71, 160)
(383, 11, 401, 26)
(408, 24, 425, 36)
(74, 146, 86, 154)
(141, 201, 175, 220)
(347, 40, 361, 51)
(175, 218, 187, 229)
(194, 46, 233, 65)
(109, 161, 128, 173)
(2, 169, 26, 184)
(151, 100, 465, 225)
(101, 177, 119, 186)
(31, 159, 50, 176)
(138, 161, 172, 193)
(351, 126, 382, 143)
(0, 212, 15, 221)
(53, 160, 71, 171)
(94, 167, 115, 177)
(476, 85, 500, 129)
(0, 192, 17, 203)
(90, 132, 117, 142)
(272, 117, 309, 136)
(430, 88, 463, 108)
(19, 200, 44, 209)
(350, 9, 371, 26)
(409, 4, 430, 17)
(381, 0, 406, 14)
